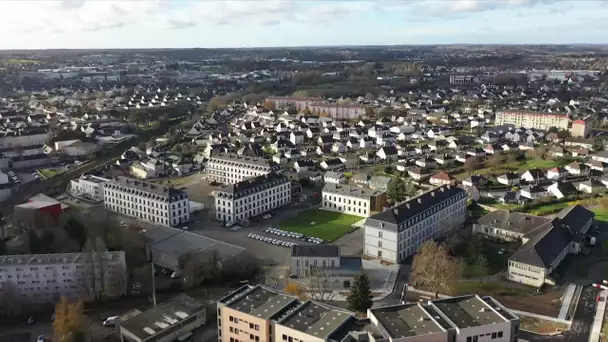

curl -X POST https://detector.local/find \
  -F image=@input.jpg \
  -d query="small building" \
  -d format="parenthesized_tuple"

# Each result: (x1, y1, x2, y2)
(119, 294, 206, 342)
(290, 245, 361, 289)
(429, 172, 454, 186)
(324, 171, 345, 185)
(321, 183, 386, 217)
(496, 172, 520, 186)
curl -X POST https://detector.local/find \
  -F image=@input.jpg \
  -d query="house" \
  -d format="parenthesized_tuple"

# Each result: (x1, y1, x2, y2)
(290, 131, 305, 145)
(585, 160, 608, 173)
(272, 153, 288, 165)
(481, 131, 498, 143)
(462, 175, 488, 188)
(466, 147, 486, 157)
(352, 172, 371, 187)
(359, 151, 380, 164)
(520, 169, 546, 183)
(520, 185, 548, 200)
(434, 153, 455, 166)
(429, 172, 454, 186)
(368, 176, 392, 191)
(565, 162, 589, 176)
(294, 159, 316, 172)
(484, 144, 504, 155)
(324, 171, 345, 185)
(376, 145, 398, 161)
(576, 179, 603, 194)
(320, 158, 345, 171)
(331, 142, 346, 154)
(415, 157, 437, 169)
(547, 167, 568, 180)
(499, 191, 521, 204)
(284, 148, 301, 160)
(289, 245, 360, 287)
(495, 172, 520, 186)
(547, 182, 578, 199)
(548, 147, 567, 158)
(346, 138, 360, 150)
(407, 167, 429, 180)
(591, 150, 608, 164)
(507, 206, 594, 287)
(570, 147, 590, 158)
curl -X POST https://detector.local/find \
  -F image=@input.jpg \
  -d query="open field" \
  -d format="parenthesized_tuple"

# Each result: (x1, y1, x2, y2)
(37, 168, 63, 179)
(454, 158, 560, 180)
(279, 209, 362, 242)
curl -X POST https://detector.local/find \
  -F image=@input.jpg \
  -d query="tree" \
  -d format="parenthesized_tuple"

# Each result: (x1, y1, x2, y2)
(475, 255, 489, 287)
(284, 282, 308, 300)
(262, 100, 275, 111)
(486, 154, 503, 171)
(306, 268, 338, 303)
(0, 281, 22, 317)
(464, 157, 481, 175)
(53, 296, 71, 342)
(411, 241, 463, 298)
(387, 178, 407, 203)
(64, 218, 87, 249)
(526, 147, 547, 160)
(347, 272, 373, 313)
(0, 239, 6, 255)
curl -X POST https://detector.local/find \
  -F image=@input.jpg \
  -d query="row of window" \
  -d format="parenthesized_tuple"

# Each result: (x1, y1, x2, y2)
(465, 331, 504, 342)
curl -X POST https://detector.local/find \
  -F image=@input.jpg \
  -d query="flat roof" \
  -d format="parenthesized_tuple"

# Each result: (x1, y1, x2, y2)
(278, 301, 351, 339)
(221, 285, 297, 320)
(432, 295, 506, 329)
(370, 303, 445, 339)
(120, 294, 205, 341)
(144, 225, 244, 261)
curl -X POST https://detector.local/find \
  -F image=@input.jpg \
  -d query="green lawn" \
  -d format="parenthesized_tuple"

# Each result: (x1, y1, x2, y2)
(454, 158, 559, 180)
(525, 202, 571, 216)
(593, 209, 608, 222)
(279, 209, 362, 241)
(37, 168, 62, 179)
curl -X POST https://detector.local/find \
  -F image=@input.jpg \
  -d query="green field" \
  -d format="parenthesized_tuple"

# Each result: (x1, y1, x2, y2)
(454, 158, 559, 180)
(279, 209, 363, 241)
(593, 209, 608, 222)
(37, 168, 62, 179)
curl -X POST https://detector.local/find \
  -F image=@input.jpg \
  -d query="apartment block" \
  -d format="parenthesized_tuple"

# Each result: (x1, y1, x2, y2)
(102, 176, 189, 227)
(364, 186, 467, 264)
(321, 183, 386, 217)
(206, 154, 278, 184)
(214, 173, 291, 224)
(0, 251, 126, 305)
(217, 285, 520, 342)
(67, 174, 110, 202)
(495, 110, 569, 130)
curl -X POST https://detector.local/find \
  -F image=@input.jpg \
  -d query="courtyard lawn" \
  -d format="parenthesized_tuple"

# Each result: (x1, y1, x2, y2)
(37, 168, 62, 179)
(279, 209, 362, 242)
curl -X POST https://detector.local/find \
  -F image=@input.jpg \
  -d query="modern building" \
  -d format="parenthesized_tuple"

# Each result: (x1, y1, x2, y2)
(206, 154, 278, 184)
(0, 251, 126, 305)
(67, 174, 110, 202)
(321, 183, 386, 217)
(217, 285, 520, 342)
(214, 173, 291, 224)
(363, 185, 467, 263)
(495, 110, 569, 130)
(119, 294, 206, 342)
(570, 117, 592, 138)
(102, 176, 189, 227)
(449, 75, 476, 84)
(290, 244, 361, 289)
(369, 295, 520, 342)
(474, 205, 594, 287)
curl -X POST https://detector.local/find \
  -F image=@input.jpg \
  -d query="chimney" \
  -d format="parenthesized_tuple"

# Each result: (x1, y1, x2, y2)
(417, 198, 421, 204)
(431, 192, 435, 197)
(394, 209, 399, 215)
(406, 203, 410, 209)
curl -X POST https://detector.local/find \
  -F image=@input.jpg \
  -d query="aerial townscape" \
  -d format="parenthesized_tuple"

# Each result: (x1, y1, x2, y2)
(1, 2, 608, 342)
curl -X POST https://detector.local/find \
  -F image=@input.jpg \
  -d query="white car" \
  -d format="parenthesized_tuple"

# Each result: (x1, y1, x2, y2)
(262, 214, 272, 220)
(182, 226, 188, 230)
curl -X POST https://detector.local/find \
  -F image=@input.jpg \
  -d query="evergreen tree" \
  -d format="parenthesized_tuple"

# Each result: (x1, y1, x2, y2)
(347, 272, 373, 313)
(387, 178, 407, 203)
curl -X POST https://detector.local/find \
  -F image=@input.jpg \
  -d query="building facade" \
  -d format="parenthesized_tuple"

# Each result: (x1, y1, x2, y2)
(0, 251, 126, 305)
(206, 154, 278, 184)
(67, 175, 110, 201)
(495, 110, 569, 130)
(570, 118, 592, 138)
(102, 176, 189, 227)
(214, 173, 291, 224)
(321, 184, 386, 217)
(363, 186, 468, 263)
(217, 285, 520, 342)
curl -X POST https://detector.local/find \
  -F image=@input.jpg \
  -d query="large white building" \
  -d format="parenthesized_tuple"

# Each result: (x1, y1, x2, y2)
(495, 110, 569, 130)
(321, 183, 386, 217)
(0, 251, 127, 305)
(205, 154, 278, 184)
(363, 185, 467, 263)
(102, 176, 189, 227)
(67, 175, 110, 202)
(214, 173, 290, 224)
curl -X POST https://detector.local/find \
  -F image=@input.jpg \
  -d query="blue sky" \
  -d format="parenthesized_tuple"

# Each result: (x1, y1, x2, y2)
(0, 0, 606, 49)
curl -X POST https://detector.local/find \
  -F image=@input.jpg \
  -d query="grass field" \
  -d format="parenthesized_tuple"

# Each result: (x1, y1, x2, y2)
(279, 209, 362, 241)
(593, 209, 608, 222)
(37, 168, 62, 179)
(454, 158, 559, 180)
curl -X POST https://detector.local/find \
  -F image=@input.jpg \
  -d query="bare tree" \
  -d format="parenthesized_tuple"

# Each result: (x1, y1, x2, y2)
(485, 154, 503, 171)
(411, 241, 463, 298)
(0, 281, 23, 317)
(526, 147, 548, 160)
(476, 255, 489, 287)
(305, 268, 339, 303)
(106, 264, 128, 298)
(464, 157, 481, 175)
(180, 251, 204, 288)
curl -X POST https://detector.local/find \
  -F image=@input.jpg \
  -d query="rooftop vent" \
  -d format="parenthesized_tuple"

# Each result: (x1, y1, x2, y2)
(394, 209, 399, 215)
(417, 198, 422, 204)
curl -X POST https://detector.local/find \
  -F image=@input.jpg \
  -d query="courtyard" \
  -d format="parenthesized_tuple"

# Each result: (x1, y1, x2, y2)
(279, 209, 364, 242)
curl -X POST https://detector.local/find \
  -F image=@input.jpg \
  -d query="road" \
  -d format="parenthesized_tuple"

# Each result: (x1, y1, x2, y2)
(520, 285, 600, 342)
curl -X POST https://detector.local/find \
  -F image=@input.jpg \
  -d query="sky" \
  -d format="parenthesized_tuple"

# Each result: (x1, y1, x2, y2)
(0, 0, 607, 49)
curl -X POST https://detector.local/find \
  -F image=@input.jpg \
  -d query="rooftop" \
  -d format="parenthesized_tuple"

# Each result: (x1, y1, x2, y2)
(104, 176, 186, 200)
(221, 285, 297, 320)
(208, 153, 274, 168)
(322, 183, 383, 199)
(291, 244, 340, 258)
(278, 301, 352, 339)
(215, 172, 288, 199)
(0, 251, 124, 266)
(370, 303, 445, 338)
(120, 294, 205, 341)
(432, 295, 506, 329)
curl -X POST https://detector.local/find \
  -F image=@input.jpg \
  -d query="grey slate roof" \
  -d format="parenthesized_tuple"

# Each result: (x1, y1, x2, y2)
(322, 183, 383, 199)
(365, 186, 466, 231)
(477, 210, 551, 237)
(104, 176, 186, 200)
(215, 172, 288, 199)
